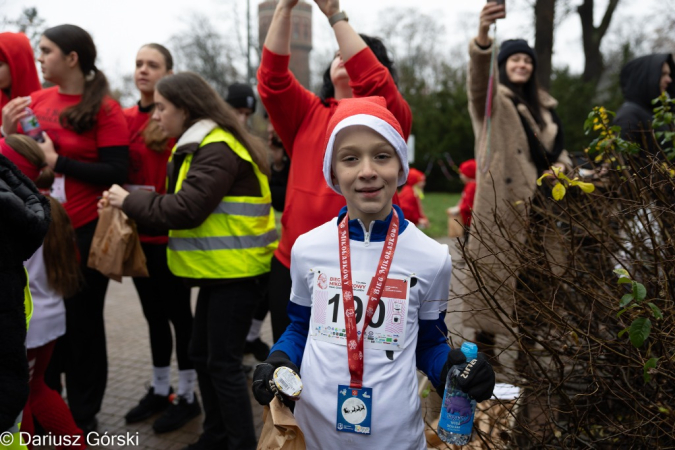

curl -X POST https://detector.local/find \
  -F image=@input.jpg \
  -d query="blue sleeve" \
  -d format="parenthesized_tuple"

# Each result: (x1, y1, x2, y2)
(269, 301, 311, 368)
(416, 312, 451, 387)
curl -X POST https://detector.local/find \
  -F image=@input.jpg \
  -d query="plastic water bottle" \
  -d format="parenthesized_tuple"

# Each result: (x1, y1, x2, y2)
(437, 342, 478, 445)
(19, 107, 45, 143)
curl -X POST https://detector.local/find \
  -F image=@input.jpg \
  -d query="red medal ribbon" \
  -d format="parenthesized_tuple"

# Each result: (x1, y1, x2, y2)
(338, 209, 400, 388)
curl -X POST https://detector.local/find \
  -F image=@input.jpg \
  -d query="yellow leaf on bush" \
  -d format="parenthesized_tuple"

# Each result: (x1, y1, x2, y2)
(536, 173, 552, 186)
(573, 181, 595, 193)
(552, 182, 566, 200)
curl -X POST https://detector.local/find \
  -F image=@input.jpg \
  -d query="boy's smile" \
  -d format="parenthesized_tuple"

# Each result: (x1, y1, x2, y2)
(331, 125, 403, 227)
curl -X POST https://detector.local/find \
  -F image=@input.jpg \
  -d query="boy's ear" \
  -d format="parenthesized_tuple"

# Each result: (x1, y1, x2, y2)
(331, 169, 338, 188)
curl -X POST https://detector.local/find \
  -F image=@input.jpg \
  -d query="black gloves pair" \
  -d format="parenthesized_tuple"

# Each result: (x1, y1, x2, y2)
(252, 353, 300, 407)
(436, 348, 496, 402)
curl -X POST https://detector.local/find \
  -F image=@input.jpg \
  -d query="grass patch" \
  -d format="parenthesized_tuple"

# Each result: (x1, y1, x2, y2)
(420, 191, 461, 238)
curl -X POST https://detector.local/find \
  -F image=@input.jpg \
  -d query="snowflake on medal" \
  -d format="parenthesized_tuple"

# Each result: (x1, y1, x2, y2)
(348, 340, 357, 350)
(366, 307, 374, 317)
(344, 291, 353, 301)
(345, 308, 354, 318)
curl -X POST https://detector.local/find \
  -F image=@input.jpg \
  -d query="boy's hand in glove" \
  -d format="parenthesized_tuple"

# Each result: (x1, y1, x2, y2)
(436, 348, 495, 402)
(252, 353, 300, 407)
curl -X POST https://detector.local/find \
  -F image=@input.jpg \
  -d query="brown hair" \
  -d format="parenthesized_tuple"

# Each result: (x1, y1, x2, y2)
(43, 24, 110, 134)
(156, 72, 269, 176)
(139, 43, 174, 153)
(4, 134, 82, 297)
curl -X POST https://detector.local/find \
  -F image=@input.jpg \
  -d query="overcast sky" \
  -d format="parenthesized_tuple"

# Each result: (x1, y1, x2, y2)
(3, 0, 661, 106)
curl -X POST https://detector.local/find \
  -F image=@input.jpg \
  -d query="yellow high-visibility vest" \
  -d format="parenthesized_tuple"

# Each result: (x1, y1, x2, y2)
(167, 127, 278, 279)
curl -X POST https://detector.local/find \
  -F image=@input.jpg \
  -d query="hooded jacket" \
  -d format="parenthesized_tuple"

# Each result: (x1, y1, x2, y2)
(614, 53, 675, 154)
(0, 32, 41, 111)
(0, 153, 50, 432)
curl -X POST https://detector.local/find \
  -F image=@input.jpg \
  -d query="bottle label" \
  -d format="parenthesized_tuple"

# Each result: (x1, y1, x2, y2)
(438, 383, 474, 436)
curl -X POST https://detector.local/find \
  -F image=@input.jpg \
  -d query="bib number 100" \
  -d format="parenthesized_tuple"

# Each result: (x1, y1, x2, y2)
(328, 294, 385, 328)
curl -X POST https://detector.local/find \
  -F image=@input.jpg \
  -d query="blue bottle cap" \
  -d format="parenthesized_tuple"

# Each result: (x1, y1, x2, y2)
(460, 342, 478, 360)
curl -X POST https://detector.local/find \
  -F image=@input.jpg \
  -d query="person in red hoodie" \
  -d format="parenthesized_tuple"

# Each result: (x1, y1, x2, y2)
(258, 0, 412, 341)
(398, 167, 429, 228)
(2, 24, 129, 434)
(0, 32, 41, 116)
(447, 159, 477, 240)
(121, 43, 200, 433)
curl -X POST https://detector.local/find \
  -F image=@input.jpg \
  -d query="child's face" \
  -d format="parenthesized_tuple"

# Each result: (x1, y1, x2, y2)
(332, 125, 402, 224)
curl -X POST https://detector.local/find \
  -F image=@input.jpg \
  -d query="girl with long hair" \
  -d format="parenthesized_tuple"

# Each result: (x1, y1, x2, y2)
(460, 2, 572, 367)
(121, 43, 199, 433)
(258, 0, 412, 343)
(2, 24, 129, 433)
(0, 134, 85, 449)
(102, 72, 277, 450)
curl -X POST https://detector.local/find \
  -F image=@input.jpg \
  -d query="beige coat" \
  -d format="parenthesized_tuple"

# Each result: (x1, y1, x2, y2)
(457, 38, 571, 336)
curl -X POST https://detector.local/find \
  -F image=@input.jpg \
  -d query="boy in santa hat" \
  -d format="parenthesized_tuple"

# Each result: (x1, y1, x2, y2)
(448, 159, 477, 239)
(252, 97, 494, 449)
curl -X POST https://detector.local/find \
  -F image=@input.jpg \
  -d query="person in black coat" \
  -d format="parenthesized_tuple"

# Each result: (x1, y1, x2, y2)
(0, 151, 50, 432)
(613, 53, 674, 155)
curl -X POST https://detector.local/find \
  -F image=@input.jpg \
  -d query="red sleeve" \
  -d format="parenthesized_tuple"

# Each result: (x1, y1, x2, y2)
(459, 181, 476, 226)
(96, 97, 131, 147)
(398, 186, 421, 225)
(344, 47, 413, 139)
(257, 47, 322, 158)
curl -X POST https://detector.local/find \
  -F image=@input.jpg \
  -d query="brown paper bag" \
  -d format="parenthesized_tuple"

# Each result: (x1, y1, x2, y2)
(122, 219, 149, 278)
(447, 212, 465, 238)
(257, 397, 306, 450)
(88, 206, 132, 282)
(87, 206, 148, 282)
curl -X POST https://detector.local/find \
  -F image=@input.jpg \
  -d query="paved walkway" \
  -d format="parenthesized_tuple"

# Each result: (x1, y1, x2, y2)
(34, 237, 464, 449)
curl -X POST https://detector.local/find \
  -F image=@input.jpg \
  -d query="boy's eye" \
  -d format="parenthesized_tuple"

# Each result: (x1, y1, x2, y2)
(376, 153, 392, 160)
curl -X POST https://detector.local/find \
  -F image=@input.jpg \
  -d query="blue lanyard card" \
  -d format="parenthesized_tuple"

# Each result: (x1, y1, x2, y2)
(336, 385, 373, 435)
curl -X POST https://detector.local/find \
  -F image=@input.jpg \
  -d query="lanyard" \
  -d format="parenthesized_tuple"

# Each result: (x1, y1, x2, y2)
(338, 209, 400, 388)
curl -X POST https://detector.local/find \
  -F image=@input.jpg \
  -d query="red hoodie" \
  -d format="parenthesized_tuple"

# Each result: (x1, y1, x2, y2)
(398, 168, 427, 225)
(258, 46, 412, 268)
(0, 32, 41, 112)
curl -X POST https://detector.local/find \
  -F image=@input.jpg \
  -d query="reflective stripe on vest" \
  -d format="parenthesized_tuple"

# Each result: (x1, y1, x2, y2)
(167, 127, 277, 279)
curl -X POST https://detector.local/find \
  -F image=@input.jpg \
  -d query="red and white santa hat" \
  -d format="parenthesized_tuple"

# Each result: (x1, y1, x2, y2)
(323, 96, 409, 194)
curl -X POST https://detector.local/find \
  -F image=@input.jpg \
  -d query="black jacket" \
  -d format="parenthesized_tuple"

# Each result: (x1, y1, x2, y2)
(0, 154, 50, 431)
(613, 53, 675, 155)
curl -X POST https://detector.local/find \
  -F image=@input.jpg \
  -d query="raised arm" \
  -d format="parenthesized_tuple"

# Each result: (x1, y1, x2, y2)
(314, 0, 367, 61)
(258, 0, 319, 156)
(467, 3, 505, 123)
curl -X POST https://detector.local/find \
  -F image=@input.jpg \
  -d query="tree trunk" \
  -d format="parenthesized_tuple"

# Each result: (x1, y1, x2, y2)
(534, 0, 556, 91)
(578, 0, 621, 86)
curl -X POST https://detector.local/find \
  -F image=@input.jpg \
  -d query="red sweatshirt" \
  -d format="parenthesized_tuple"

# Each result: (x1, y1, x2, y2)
(459, 181, 476, 227)
(258, 46, 412, 268)
(29, 87, 129, 229)
(123, 104, 175, 244)
(0, 32, 41, 113)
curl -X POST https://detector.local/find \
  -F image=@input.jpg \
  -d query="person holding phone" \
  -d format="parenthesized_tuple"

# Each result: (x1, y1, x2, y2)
(460, 2, 572, 361)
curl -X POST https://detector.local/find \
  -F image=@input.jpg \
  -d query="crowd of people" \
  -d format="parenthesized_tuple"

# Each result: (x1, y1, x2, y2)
(0, 0, 672, 449)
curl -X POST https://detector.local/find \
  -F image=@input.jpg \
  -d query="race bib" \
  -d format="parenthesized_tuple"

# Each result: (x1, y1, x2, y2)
(310, 268, 409, 351)
(50, 174, 66, 203)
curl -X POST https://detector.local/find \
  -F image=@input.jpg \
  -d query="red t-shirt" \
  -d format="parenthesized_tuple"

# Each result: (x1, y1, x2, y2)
(123, 104, 174, 244)
(29, 87, 129, 229)
(258, 47, 412, 268)
(459, 181, 476, 227)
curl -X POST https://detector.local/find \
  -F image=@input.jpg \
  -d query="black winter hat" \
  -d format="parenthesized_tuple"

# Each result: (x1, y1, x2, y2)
(226, 83, 256, 111)
(498, 39, 537, 69)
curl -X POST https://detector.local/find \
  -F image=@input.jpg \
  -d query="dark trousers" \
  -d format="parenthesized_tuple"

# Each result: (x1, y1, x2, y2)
(132, 242, 193, 369)
(268, 256, 292, 342)
(190, 278, 265, 450)
(45, 219, 109, 425)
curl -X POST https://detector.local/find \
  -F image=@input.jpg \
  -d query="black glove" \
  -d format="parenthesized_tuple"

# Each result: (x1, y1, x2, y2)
(436, 348, 495, 402)
(252, 352, 300, 407)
